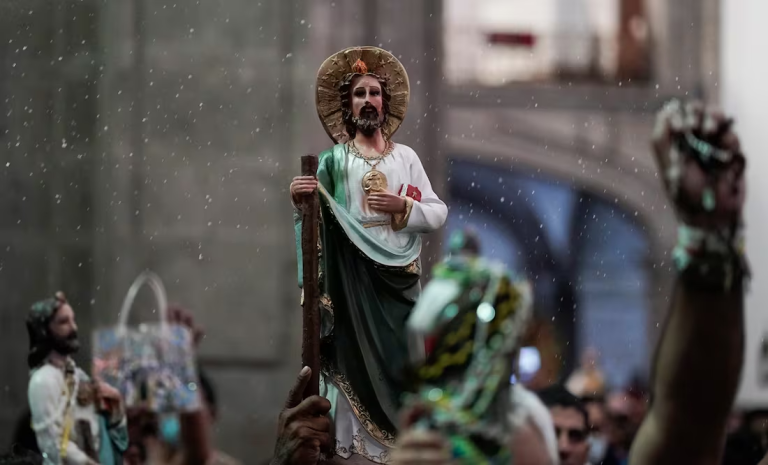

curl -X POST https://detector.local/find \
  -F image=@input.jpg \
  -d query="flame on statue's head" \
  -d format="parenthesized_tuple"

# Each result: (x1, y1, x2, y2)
(352, 59, 368, 75)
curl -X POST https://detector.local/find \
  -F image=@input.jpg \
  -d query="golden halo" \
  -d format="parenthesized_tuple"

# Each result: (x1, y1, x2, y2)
(316, 46, 410, 144)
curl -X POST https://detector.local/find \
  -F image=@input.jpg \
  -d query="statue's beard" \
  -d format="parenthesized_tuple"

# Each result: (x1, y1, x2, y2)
(51, 331, 80, 356)
(352, 105, 384, 137)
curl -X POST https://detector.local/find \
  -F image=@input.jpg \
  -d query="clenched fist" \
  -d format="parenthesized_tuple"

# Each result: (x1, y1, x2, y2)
(652, 100, 746, 230)
(291, 176, 319, 205)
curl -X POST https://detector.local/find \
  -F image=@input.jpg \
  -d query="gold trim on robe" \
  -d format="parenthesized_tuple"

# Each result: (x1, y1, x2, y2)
(324, 366, 397, 448)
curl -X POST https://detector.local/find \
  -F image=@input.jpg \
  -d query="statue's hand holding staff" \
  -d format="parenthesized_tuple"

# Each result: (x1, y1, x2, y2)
(291, 176, 319, 205)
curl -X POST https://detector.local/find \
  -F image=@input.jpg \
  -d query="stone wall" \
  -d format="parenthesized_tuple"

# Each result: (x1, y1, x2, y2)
(0, 0, 444, 461)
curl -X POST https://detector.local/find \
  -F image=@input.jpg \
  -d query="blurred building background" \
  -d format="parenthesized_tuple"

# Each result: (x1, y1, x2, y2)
(0, 0, 722, 461)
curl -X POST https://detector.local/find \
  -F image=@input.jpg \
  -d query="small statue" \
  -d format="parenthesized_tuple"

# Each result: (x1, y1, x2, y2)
(402, 237, 533, 464)
(26, 292, 128, 465)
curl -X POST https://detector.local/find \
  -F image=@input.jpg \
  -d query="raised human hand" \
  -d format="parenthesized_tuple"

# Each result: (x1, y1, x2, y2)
(291, 176, 319, 205)
(271, 367, 333, 465)
(652, 100, 746, 230)
(168, 304, 205, 348)
(391, 404, 452, 465)
(95, 380, 123, 419)
(367, 191, 406, 214)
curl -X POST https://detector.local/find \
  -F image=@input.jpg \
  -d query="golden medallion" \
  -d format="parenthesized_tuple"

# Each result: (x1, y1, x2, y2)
(362, 169, 388, 194)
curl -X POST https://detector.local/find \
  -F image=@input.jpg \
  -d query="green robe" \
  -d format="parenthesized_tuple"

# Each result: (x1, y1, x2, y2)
(294, 144, 424, 441)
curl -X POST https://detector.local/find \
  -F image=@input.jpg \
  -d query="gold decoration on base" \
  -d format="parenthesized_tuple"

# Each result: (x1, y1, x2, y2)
(324, 366, 397, 447)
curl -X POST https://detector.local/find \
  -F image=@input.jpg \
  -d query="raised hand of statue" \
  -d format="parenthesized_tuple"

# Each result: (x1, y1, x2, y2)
(367, 191, 406, 214)
(271, 367, 332, 465)
(291, 176, 318, 205)
(652, 100, 746, 230)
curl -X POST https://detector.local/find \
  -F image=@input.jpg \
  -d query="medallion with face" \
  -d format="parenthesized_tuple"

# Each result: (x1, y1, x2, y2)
(362, 170, 388, 194)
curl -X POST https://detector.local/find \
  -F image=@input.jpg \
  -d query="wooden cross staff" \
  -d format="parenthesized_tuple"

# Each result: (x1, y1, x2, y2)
(300, 154, 321, 399)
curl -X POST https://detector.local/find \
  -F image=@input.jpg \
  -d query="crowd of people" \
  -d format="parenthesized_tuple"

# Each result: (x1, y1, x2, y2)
(4, 306, 768, 465)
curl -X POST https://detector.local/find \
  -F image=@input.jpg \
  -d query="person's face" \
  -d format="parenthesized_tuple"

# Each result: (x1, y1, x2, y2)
(551, 406, 590, 465)
(48, 304, 80, 355)
(351, 75, 384, 122)
(585, 401, 606, 434)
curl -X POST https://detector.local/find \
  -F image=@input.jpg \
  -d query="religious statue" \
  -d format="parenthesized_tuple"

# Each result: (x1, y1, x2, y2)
(565, 347, 607, 398)
(26, 292, 128, 465)
(290, 46, 448, 463)
(399, 233, 533, 464)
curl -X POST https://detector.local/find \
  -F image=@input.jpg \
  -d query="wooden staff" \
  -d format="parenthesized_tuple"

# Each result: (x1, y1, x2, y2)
(300, 154, 321, 398)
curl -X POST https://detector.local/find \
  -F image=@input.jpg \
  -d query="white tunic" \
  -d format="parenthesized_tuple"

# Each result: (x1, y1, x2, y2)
(340, 143, 447, 247)
(29, 363, 101, 465)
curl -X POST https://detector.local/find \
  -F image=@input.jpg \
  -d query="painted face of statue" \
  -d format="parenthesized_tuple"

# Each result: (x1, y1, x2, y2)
(49, 303, 80, 355)
(351, 75, 385, 137)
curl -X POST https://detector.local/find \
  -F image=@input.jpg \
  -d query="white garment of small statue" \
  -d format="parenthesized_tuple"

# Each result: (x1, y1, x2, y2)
(342, 143, 447, 242)
(28, 360, 122, 465)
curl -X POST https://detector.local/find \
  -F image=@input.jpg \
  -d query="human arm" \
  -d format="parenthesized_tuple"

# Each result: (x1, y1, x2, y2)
(28, 370, 94, 465)
(628, 102, 747, 465)
(169, 306, 214, 465)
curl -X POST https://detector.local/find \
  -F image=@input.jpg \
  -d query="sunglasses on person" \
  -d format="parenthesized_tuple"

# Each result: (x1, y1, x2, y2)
(555, 426, 588, 444)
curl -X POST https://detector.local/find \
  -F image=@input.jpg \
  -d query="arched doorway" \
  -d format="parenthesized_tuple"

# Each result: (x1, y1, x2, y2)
(445, 158, 653, 388)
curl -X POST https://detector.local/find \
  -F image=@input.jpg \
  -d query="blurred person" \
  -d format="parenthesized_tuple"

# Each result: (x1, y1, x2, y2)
(566, 348, 607, 398)
(721, 409, 768, 465)
(624, 375, 649, 428)
(397, 240, 545, 464)
(537, 385, 591, 465)
(123, 305, 219, 465)
(197, 370, 242, 465)
(601, 392, 636, 465)
(290, 46, 447, 462)
(25, 292, 128, 465)
(627, 101, 747, 464)
(390, 384, 558, 465)
(582, 396, 609, 464)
